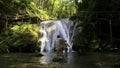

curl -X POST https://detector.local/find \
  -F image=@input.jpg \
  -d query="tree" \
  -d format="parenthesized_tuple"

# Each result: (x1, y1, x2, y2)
(74, 0, 120, 51)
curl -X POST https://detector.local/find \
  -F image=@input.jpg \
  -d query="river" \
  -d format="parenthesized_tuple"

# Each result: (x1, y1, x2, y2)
(0, 52, 120, 68)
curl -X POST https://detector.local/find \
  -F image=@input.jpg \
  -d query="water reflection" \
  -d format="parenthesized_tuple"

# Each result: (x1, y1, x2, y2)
(0, 52, 120, 68)
(39, 52, 55, 64)
(39, 52, 73, 64)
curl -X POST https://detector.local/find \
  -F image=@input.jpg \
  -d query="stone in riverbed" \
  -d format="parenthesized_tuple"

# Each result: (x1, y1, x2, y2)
(36, 53, 44, 57)
(52, 56, 67, 63)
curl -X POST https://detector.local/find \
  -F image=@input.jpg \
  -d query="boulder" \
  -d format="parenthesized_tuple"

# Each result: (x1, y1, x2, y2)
(52, 56, 67, 63)
(36, 53, 44, 57)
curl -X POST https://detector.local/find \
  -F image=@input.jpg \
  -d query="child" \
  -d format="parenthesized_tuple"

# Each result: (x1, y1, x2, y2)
(56, 35, 64, 56)
(64, 40, 69, 54)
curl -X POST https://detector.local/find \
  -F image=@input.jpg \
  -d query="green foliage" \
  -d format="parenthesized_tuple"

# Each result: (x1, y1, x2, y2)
(26, 2, 49, 20)
(0, 30, 12, 53)
(0, 22, 39, 53)
(33, 0, 77, 19)
(0, 40, 9, 53)
(0, 0, 77, 20)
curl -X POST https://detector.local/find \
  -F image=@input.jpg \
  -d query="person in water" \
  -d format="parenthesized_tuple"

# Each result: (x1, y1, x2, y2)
(63, 40, 69, 54)
(56, 35, 69, 56)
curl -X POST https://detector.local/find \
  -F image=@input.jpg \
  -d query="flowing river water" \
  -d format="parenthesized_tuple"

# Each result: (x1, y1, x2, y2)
(0, 52, 120, 68)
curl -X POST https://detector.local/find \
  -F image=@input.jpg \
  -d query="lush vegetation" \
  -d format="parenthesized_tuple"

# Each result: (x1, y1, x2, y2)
(0, 0, 120, 53)
(72, 0, 120, 52)
(0, 0, 76, 20)
(0, 22, 40, 53)
(0, 0, 77, 53)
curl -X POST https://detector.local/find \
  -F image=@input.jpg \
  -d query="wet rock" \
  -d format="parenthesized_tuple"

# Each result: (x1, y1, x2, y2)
(36, 53, 44, 57)
(52, 56, 67, 63)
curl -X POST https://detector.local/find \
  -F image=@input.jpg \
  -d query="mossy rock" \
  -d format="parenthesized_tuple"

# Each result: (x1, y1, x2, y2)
(35, 53, 44, 57)
(52, 56, 67, 63)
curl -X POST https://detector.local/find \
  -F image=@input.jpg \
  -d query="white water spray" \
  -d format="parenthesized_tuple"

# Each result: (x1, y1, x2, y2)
(39, 19, 75, 53)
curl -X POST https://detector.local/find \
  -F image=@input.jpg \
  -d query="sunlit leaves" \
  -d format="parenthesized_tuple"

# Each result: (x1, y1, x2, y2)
(26, 2, 49, 19)
(11, 23, 39, 38)
(0, 0, 77, 20)
(33, 0, 77, 19)
(0, 22, 40, 52)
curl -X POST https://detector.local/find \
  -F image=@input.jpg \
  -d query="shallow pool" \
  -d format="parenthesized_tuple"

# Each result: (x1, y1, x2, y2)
(0, 52, 120, 68)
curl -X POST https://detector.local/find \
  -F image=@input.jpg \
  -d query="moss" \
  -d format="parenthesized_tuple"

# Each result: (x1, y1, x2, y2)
(0, 22, 40, 53)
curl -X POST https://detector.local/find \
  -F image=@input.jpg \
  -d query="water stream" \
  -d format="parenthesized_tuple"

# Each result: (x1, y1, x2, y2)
(39, 19, 75, 53)
(0, 52, 120, 68)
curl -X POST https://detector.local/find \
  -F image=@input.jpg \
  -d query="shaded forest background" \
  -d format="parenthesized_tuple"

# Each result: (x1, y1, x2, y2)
(0, 0, 120, 53)
(72, 0, 120, 53)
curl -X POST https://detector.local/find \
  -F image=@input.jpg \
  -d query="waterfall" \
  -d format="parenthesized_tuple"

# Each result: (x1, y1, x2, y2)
(39, 19, 74, 53)
(70, 21, 82, 44)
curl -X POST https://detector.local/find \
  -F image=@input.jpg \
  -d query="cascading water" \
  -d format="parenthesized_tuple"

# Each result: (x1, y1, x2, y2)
(70, 21, 82, 44)
(39, 19, 77, 53)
